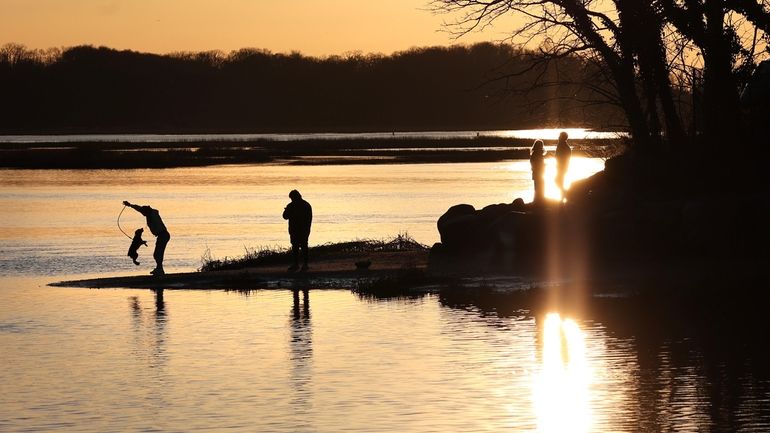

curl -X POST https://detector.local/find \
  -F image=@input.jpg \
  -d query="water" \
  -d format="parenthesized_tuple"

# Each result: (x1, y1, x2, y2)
(0, 159, 602, 276)
(2, 161, 769, 432)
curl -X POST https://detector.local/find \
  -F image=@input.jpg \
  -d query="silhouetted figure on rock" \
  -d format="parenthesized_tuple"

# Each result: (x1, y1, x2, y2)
(555, 131, 572, 197)
(123, 201, 170, 275)
(283, 190, 312, 272)
(530, 139, 546, 204)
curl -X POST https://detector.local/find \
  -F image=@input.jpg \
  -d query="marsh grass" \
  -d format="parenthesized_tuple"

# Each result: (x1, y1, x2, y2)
(1, 136, 621, 169)
(199, 232, 428, 272)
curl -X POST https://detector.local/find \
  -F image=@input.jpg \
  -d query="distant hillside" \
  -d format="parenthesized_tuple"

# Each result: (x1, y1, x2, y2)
(0, 42, 628, 133)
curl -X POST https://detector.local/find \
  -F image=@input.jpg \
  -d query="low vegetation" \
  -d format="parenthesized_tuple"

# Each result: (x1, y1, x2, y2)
(199, 233, 428, 272)
(0, 136, 620, 169)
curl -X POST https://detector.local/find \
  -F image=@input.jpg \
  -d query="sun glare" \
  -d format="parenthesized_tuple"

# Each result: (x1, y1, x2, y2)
(533, 313, 592, 433)
(498, 128, 625, 140)
(500, 128, 587, 140)
(539, 156, 604, 201)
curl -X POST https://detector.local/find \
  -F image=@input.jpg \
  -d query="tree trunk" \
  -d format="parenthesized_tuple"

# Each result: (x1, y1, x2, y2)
(612, 58, 653, 149)
(702, 1, 742, 149)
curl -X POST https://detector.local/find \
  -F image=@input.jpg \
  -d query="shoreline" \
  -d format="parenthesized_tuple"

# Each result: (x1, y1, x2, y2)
(50, 248, 768, 298)
(51, 249, 433, 290)
(1, 136, 619, 169)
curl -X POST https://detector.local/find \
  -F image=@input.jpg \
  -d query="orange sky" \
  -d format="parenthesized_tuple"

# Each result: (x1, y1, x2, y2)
(0, 0, 512, 56)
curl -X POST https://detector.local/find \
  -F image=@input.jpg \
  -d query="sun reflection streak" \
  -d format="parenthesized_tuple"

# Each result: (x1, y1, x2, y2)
(533, 313, 592, 433)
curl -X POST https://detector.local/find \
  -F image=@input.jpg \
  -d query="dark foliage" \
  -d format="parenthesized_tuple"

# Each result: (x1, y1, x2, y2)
(0, 43, 626, 134)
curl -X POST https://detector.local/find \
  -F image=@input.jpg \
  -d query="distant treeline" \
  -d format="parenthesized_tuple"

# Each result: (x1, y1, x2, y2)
(0, 42, 627, 133)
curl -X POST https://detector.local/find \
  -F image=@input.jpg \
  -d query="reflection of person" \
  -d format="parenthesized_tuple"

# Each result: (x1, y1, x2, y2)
(555, 131, 572, 196)
(282, 190, 312, 272)
(123, 201, 170, 275)
(530, 139, 546, 204)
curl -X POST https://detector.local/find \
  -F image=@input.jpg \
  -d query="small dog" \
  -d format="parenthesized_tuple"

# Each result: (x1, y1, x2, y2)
(127, 228, 148, 265)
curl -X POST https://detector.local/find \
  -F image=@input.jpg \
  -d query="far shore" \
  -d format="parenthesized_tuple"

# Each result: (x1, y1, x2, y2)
(0, 136, 621, 169)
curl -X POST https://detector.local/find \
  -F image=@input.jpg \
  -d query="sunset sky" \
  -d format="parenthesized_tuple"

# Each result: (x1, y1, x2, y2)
(0, 0, 512, 56)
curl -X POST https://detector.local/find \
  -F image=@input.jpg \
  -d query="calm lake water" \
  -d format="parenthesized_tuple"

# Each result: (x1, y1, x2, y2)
(0, 159, 603, 276)
(1, 160, 769, 432)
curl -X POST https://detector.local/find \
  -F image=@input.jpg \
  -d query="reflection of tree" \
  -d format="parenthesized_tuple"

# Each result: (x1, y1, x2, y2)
(592, 296, 770, 431)
(434, 287, 770, 430)
(289, 289, 313, 425)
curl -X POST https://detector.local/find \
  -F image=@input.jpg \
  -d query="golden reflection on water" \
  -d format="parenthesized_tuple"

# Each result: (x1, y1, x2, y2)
(533, 313, 592, 433)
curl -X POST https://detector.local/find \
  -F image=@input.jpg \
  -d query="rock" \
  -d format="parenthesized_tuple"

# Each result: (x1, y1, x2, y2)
(511, 197, 526, 212)
(432, 199, 546, 272)
(438, 212, 480, 249)
(437, 204, 476, 244)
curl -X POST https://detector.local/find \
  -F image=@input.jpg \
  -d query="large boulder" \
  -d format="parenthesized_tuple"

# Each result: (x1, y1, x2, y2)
(437, 204, 479, 248)
(432, 200, 547, 272)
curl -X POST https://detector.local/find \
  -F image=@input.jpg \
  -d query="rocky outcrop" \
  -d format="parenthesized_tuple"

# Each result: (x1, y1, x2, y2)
(429, 158, 770, 274)
(429, 198, 555, 272)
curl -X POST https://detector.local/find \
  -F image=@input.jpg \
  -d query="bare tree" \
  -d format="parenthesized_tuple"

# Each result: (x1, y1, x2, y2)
(433, 0, 769, 151)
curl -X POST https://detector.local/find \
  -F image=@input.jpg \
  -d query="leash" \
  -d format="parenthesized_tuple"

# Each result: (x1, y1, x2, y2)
(117, 205, 134, 240)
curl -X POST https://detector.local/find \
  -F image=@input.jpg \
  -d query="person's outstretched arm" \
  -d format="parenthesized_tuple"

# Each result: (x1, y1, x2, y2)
(123, 201, 147, 215)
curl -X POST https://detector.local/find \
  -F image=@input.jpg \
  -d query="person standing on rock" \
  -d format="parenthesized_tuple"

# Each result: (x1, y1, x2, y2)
(530, 139, 546, 204)
(122, 200, 170, 276)
(283, 189, 313, 272)
(555, 131, 572, 197)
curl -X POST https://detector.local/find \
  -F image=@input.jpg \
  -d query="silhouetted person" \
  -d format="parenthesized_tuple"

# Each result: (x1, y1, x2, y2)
(282, 190, 312, 272)
(530, 139, 546, 204)
(127, 227, 148, 265)
(123, 200, 170, 275)
(555, 131, 572, 196)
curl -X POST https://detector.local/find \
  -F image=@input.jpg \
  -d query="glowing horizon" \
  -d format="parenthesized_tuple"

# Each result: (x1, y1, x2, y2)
(0, 0, 517, 57)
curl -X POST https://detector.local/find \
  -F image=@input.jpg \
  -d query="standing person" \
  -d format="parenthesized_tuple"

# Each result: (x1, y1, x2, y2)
(282, 190, 312, 272)
(555, 131, 572, 196)
(123, 200, 170, 275)
(530, 139, 546, 204)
